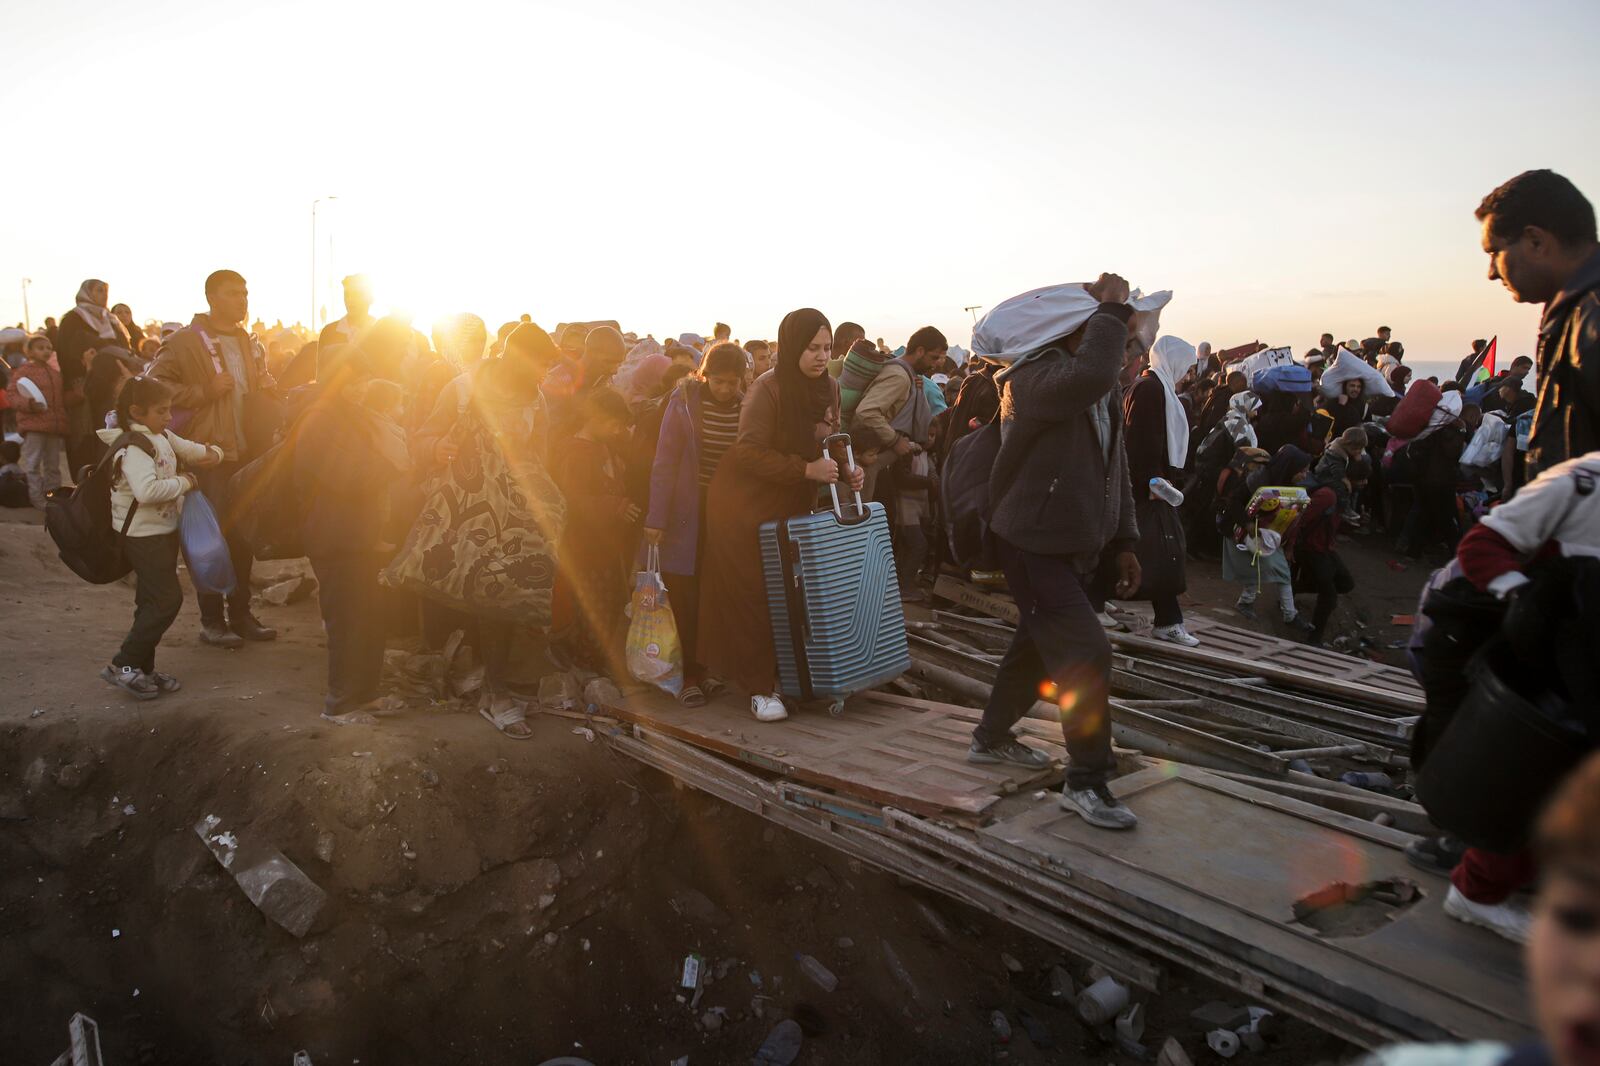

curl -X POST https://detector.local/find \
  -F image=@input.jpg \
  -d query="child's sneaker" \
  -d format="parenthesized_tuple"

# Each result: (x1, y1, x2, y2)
(147, 671, 182, 694)
(101, 664, 159, 701)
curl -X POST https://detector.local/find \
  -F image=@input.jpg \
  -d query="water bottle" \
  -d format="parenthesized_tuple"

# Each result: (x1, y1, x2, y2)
(795, 953, 838, 992)
(1150, 477, 1185, 507)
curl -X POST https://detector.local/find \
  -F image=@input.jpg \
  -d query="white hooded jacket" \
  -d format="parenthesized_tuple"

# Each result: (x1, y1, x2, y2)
(95, 425, 222, 537)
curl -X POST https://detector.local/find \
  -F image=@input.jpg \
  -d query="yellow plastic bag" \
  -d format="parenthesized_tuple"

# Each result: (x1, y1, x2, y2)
(626, 545, 683, 696)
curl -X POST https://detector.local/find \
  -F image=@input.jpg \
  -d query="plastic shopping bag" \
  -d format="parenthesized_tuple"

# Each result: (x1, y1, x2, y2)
(180, 490, 237, 597)
(626, 545, 683, 696)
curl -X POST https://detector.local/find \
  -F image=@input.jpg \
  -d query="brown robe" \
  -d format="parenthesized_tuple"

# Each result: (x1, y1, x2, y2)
(699, 371, 840, 696)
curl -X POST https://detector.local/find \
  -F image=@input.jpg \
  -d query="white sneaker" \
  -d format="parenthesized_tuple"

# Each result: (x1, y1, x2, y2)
(1152, 624, 1201, 647)
(751, 694, 788, 723)
(1443, 885, 1532, 944)
(1059, 785, 1139, 830)
(1096, 611, 1123, 630)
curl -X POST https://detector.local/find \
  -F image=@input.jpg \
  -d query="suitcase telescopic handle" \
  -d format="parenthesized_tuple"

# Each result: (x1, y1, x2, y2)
(822, 433, 869, 525)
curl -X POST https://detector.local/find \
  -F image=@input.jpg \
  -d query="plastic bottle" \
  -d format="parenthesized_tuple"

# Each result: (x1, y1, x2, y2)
(795, 954, 837, 992)
(1150, 477, 1186, 507)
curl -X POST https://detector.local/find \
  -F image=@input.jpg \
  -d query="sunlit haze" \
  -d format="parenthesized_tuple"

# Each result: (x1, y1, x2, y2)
(5, 0, 1598, 368)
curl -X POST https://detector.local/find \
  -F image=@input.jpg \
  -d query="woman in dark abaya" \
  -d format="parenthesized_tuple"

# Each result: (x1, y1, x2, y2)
(698, 308, 864, 722)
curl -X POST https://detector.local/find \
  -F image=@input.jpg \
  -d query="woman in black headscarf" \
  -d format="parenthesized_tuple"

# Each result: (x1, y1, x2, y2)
(698, 308, 863, 722)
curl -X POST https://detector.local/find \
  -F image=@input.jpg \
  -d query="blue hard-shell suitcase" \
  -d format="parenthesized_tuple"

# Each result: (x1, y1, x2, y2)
(759, 434, 911, 712)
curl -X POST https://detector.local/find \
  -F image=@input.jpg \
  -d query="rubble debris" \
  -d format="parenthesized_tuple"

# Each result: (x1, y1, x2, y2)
(669, 888, 731, 928)
(194, 814, 330, 938)
(1076, 974, 1131, 1026)
(582, 677, 623, 710)
(880, 940, 921, 1003)
(1157, 1036, 1195, 1066)
(260, 574, 317, 607)
(1048, 965, 1075, 1002)
(1207, 1028, 1242, 1058)
(1190, 1001, 1250, 1031)
(752, 1019, 803, 1065)
(999, 951, 1023, 974)
(1017, 1008, 1054, 1049)
(989, 1009, 1011, 1044)
(538, 673, 581, 713)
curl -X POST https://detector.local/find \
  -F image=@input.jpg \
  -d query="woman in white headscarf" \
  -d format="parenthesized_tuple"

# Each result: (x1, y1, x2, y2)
(56, 278, 132, 470)
(1115, 335, 1201, 647)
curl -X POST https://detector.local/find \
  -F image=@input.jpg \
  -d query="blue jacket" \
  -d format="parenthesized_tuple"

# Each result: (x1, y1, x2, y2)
(646, 380, 708, 574)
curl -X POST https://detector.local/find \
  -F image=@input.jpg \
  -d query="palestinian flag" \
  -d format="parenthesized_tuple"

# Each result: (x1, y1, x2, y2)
(1470, 336, 1498, 385)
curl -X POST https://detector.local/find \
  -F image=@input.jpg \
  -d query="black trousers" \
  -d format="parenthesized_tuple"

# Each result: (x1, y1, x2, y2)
(1293, 550, 1355, 639)
(194, 462, 256, 626)
(974, 539, 1114, 791)
(115, 532, 183, 673)
(310, 553, 385, 715)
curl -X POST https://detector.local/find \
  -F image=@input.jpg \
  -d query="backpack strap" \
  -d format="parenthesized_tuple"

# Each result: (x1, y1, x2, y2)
(105, 431, 160, 538)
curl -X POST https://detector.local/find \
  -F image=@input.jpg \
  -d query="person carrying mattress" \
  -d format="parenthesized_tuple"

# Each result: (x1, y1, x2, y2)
(963, 274, 1171, 831)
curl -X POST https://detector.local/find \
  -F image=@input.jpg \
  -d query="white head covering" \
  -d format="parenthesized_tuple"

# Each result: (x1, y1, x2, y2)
(74, 279, 119, 340)
(1147, 335, 1195, 468)
(1222, 391, 1261, 448)
(1321, 348, 1395, 399)
(972, 282, 1173, 368)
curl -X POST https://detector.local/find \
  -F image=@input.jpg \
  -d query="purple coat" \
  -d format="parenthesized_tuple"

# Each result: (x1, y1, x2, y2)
(645, 380, 707, 575)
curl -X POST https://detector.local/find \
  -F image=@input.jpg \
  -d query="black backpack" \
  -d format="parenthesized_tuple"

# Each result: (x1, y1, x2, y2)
(942, 417, 1004, 571)
(45, 432, 158, 584)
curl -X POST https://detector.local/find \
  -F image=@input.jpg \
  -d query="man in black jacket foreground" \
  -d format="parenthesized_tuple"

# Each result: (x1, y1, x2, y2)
(1477, 169, 1600, 476)
(967, 273, 1143, 830)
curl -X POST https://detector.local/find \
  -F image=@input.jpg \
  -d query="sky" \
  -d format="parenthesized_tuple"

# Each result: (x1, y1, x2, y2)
(4, 0, 1598, 369)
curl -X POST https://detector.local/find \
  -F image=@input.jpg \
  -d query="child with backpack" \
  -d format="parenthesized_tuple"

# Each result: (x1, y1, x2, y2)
(95, 376, 222, 699)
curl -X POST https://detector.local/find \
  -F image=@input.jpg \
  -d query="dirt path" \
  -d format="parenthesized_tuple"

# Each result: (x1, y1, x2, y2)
(1, 511, 1372, 1064)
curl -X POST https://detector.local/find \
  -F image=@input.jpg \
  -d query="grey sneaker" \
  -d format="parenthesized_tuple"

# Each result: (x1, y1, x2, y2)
(968, 737, 1051, 769)
(147, 671, 182, 694)
(1059, 785, 1139, 830)
(101, 664, 160, 701)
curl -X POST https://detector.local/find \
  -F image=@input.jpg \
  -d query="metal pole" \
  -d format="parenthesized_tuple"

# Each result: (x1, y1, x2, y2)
(964, 304, 982, 325)
(20, 278, 31, 332)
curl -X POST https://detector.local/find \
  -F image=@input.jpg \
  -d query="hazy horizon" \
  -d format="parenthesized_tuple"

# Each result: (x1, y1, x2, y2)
(5, 0, 1597, 365)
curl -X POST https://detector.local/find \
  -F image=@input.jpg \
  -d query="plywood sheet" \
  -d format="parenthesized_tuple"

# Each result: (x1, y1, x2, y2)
(979, 765, 1530, 1041)
(603, 688, 1063, 819)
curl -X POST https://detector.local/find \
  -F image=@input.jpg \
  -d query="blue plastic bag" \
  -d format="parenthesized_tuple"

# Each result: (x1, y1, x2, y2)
(180, 490, 237, 596)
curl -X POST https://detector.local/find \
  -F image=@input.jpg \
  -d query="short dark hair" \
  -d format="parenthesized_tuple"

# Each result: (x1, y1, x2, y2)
(713, 322, 731, 337)
(906, 326, 948, 355)
(703, 341, 747, 378)
(26, 334, 51, 352)
(1377, 325, 1390, 333)
(1476, 169, 1597, 248)
(581, 385, 630, 426)
(743, 339, 769, 353)
(1511, 355, 1534, 370)
(204, 269, 246, 298)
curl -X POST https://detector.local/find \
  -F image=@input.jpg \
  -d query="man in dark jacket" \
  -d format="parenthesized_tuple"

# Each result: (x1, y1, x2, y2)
(968, 273, 1141, 831)
(1476, 169, 1600, 476)
(292, 345, 398, 724)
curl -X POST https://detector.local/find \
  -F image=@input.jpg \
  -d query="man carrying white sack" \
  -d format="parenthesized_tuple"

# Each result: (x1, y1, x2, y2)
(964, 274, 1171, 831)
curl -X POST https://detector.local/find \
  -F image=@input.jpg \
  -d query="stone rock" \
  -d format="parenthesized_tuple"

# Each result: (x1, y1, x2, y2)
(582, 677, 623, 710)
(22, 757, 50, 796)
(671, 887, 731, 928)
(261, 575, 318, 607)
(503, 858, 562, 912)
(1000, 951, 1023, 974)
(805, 866, 837, 892)
(314, 831, 336, 864)
(55, 761, 92, 791)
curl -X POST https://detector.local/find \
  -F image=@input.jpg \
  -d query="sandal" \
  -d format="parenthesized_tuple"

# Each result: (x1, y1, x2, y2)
(480, 694, 533, 739)
(678, 685, 707, 708)
(701, 677, 727, 700)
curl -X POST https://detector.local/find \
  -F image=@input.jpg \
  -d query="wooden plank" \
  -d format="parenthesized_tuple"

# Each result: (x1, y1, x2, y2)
(978, 765, 1531, 1042)
(934, 574, 1425, 714)
(601, 688, 1062, 820)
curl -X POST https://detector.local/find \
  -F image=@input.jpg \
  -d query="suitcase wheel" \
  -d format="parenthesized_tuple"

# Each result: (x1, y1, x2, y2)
(827, 698, 846, 717)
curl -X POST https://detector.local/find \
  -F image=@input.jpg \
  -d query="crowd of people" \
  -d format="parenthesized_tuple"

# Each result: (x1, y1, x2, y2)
(0, 167, 1599, 1065)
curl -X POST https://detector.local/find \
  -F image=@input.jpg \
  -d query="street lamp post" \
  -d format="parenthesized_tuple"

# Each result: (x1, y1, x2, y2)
(311, 197, 337, 329)
(21, 278, 32, 332)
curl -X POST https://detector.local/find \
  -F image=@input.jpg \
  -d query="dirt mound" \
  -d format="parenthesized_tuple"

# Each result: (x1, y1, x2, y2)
(0, 517, 1355, 1064)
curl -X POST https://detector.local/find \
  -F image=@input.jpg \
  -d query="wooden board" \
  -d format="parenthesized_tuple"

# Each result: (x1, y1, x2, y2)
(978, 764, 1531, 1042)
(601, 688, 1063, 820)
(934, 575, 1424, 713)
